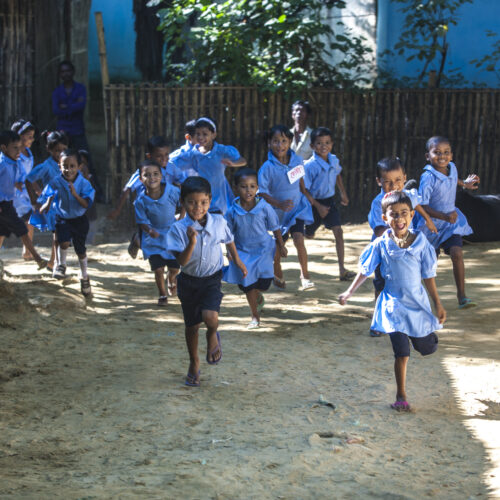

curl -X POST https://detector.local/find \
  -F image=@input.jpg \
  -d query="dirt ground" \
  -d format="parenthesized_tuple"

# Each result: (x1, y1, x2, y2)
(0, 222, 499, 499)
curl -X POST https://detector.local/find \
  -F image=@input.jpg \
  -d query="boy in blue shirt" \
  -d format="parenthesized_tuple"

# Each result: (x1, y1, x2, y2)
(0, 130, 47, 269)
(40, 149, 95, 296)
(167, 176, 247, 387)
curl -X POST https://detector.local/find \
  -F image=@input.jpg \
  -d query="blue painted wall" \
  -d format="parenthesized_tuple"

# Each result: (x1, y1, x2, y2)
(377, 0, 500, 88)
(88, 0, 141, 83)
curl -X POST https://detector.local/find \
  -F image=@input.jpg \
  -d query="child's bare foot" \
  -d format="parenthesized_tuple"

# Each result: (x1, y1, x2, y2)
(157, 296, 168, 306)
(22, 252, 34, 261)
(185, 362, 200, 387)
(206, 331, 222, 365)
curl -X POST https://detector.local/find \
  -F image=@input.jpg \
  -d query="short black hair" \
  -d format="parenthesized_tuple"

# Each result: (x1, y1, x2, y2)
(139, 159, 162, 174)
(267, 124, 293, 142)
(310, 127, 333, 145)
(0, 130, 21, 147)
(376, 157, 405, 179)
(180, 176, 211, 200)
(381, 190, 413, 213)
(41, 130, 69, 150)
(292, 100, 312, 114)
(60, 148, 82, 165)
(185, 120, 196, 136)
(234, 167, 258, 186)
(146, 135, 170, 154)
(426, 135, 451, 151)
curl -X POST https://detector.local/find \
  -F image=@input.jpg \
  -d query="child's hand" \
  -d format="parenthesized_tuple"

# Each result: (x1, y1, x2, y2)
(279, 244, 288, 258)
(68, 181, 77, 197)
(436, 303, 446, 324)
(221, 158, 235, 166)
(187, 225, 198, 244)
(463, 174, 480, 190)
(39, 202, 50, 214)
(340, 193, 349, 206)
(148, 229, 160, 238)
(237, 260, 248, 277)
(426, 219, 438, 233)
(338, 291, 350, 305)
(278, 199, 293, 212)
(316, 204, 330, 219)
(446, 211, 458, 224)
(15, 182, 23, 191)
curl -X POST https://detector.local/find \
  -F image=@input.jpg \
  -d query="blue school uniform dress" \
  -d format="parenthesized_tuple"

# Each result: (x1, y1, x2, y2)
(0, 153, 28, 237)
(134, 184, 180, 270)
(48, 172, 95, 255)
(13, 148, 34, 218)
(170, 141, 198, 178)
(166, 213, 234, 326)
(304, 152, 343, 233)
(258, 150, 313, 235)
(418, 162, 472, 249)
(359, 230, 442, 338)
(223, 197, 279, 289)
(26, 157, 61, 232)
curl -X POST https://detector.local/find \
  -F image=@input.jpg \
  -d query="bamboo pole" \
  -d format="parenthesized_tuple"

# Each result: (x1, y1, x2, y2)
(94, 12, 109, 87)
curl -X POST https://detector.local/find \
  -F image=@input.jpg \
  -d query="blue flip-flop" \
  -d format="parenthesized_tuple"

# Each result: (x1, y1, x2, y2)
(458, 297, 477, 309)
(206, 332, 222, 365)
(185, 370, 200, 387)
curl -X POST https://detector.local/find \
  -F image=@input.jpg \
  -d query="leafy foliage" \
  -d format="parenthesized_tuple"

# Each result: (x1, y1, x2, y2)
(149, 0, 373, 93)
(470, 30, 500, 85)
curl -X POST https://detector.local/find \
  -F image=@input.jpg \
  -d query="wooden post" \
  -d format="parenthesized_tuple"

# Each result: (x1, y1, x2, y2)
(94, 12, 110, 86)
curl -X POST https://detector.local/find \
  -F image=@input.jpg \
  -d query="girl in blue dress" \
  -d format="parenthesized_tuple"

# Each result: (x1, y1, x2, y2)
(223, 168, 287, 329)
(25, 130, 69, 272)
(134, 160, 182, 306)
(11, 119, 36, 260)
(418, 136, 480, 309)
(339, 191, 446, 412)
(258, 125, 314, 291)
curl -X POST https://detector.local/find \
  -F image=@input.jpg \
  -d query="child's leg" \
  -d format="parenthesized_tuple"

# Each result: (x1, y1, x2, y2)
(77, 252, 89, 279)
(154, 266, 167, 298)
(245, 289, 260, 322)
(273, 246, 284, 281)
(167, 266, 179, 294)
(20, 233, 44, 264)
(0, 235, 5, 248)
(22, 223, 34, 259)
(449, 245, 467, 301)
(202, 310, 221, 364)
(49, 234, 57, 269)
(394, 356, 409, 402)
(185, 323, 201, 380)
(332, 225, 346, 274)
(292, 231, 310, 279)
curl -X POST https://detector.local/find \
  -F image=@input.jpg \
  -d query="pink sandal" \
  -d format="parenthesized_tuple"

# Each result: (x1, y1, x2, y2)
(391, 400, 411, 412)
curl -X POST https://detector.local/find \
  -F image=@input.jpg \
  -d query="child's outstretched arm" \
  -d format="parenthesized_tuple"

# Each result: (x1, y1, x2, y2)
(273, 229, 288, 257)
(222, 156, 247, 167)
(336, 175, 349, 206)
(226, 241, 248, 277)
(139, 224, 159, 238)
(39, 195, 55, 214)
(423, 277, 446, 324)
(107, 188, 131, 220)
(421, 204, 457, 224)
(259, 192, 293, 212)
(414, 204, 437, 233)
(300, 178, 329, 218)
(458, 174, 480, 190)
(338, 272, 368, 305)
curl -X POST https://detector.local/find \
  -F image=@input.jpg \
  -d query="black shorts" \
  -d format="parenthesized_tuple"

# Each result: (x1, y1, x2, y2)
(283, 218, 305, 242)
(55, 214, 89, 255)
(237, 277, 273, 293)
(305, 196, 341, 236)
(389, 331, 438, 358)
(177, 270, 223, 327)
(149, 254, 180, 271)
(439, 234, 462, 255)
(0, 201, 28, 237)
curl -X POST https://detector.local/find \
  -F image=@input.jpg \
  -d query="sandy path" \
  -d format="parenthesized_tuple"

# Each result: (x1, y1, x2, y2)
(0, 223, 499, 499)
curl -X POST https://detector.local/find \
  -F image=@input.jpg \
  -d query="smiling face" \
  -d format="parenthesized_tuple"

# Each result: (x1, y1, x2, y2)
(426, 141, 453, 173)
(311, 134, 333, 161)
(60, 154, 80, 182)
(20, 129, 35, 150)
(377, 168, 407, 193)
(183, 191, 211, 222)
(269, 132, 291, 163)
(195, 126, 216, 150)
(1, 140, 22, 161)
(149, 146, 170, 168)
(236, 175, 258, 205)
(383, 202, 414, 238)
(141, 164, 162, 191)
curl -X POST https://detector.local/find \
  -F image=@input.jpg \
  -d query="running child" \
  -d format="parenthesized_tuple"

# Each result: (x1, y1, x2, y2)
(171, 117, 247, 214)
(303, 126, 355, 281)
(11, 119, 36, 260)
(418, 136, 480, 309)
(0, 130, 47, 269)
(257, 124, 314, 291)
(39, 149, 95, 296)
(339, 191, 446, 412)
(166, 176, 247, 387)
(134, 160, 182, 306)
(169, 119, 198, 178)
(25, 130, 69, 271)
(223, 168, 287, 329)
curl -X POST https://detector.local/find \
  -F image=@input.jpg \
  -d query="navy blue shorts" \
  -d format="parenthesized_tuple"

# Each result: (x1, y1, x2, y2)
(177, 270, 223, 327)
(439, 234, 463, 255)
(283, 218, 305, 242)
(389, 331, 438, 358)
(0, 201, 28, 238)
(305, 196, 341, 236)
(238, 277, 273, 293)
(148, 254, 180, 271)
(55, 214, 89, 255)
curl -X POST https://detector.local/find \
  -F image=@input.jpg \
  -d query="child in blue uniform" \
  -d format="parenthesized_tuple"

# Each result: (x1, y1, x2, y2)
(419, 136, 480, 309)
(258, 125, 314, 291)
(339, 191, 446, 412)
(167, 176, 247, 387)
(11, 119, 36, 260)
(134, 160, 181, 306)
(171, 117, 246, 215)
(40, 149, 95, 296)
(0, 130, 47, 269)
(169, 119, 198, 178)
(223, 168, 287, 329)
(304, 127, 355, 281)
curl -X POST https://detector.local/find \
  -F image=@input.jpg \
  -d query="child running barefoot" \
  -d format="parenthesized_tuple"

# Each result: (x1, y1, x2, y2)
(258, 125, 314, 291)
(167, 177, 247, 387)
(40, 149, 95, 296)
(0, 131, 47, 269)
(134, 160, 181, 306)
(339, 191, 446, 412)
(223, 168, 287, 329)
(419, 136, 479, 309)
(303, 127, 355, 281)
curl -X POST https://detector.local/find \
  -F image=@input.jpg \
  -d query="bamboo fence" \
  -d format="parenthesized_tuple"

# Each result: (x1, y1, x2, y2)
(104, 85, 500, 217)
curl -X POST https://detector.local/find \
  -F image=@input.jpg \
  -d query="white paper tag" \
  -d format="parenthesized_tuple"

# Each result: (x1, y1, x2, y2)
(287, 164, 305, 184)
